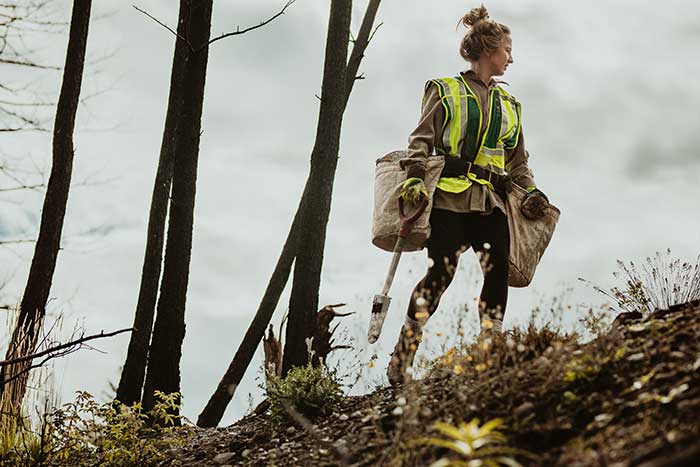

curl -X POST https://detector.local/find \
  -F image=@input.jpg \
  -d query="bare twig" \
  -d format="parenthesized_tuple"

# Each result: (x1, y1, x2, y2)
(0, 58, 60, 70)
(132, 4, 193, 51)
(133, 1, 295, 52)
(0, 99, 54, 107)
(0, 183, 44, 192)
(0, 126, 48, 132)
(0, 239, 35, 245)
(368, 22, 383, 44)
(0, 327, 134, 367)
(205, 0, 295, 49)
(343, 0, 382, 106)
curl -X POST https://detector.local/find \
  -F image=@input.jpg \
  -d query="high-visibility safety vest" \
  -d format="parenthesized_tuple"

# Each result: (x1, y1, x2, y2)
(426, 75, 522, 193)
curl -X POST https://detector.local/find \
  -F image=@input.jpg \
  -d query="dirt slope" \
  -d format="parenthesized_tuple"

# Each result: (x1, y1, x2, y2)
(167, 302, 700, 467)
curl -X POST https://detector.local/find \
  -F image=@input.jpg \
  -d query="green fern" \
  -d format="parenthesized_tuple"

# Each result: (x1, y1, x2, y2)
(418, 418, 536, 467)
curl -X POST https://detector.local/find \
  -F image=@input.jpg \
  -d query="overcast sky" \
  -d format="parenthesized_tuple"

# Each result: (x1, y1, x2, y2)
(2, 0, 700, 425)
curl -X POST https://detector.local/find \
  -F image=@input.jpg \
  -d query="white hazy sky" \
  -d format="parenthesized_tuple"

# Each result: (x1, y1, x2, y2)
(2, 0, 700, 425)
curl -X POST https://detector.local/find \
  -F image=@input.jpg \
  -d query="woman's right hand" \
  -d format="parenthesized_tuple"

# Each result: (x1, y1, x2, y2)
(400, 177, 428, 204)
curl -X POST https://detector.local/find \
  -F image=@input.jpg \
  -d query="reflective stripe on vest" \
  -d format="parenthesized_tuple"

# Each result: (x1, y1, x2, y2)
(427, 76, 522, 177)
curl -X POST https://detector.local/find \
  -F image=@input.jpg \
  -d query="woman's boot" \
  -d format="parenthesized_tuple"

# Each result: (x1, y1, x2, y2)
(386, 316, 423, 385)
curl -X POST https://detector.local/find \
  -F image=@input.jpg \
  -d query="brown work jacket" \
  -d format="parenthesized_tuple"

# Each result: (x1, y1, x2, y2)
(401, 70, 538, 215)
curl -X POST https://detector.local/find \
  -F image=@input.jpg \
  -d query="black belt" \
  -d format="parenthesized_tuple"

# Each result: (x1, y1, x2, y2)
(440, 156, 512, 195)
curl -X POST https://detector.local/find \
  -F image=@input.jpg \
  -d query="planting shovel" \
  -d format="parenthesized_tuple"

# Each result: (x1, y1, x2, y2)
(368, 196, 429, 343)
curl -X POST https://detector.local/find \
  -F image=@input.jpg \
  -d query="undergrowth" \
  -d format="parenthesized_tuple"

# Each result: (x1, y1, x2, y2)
(263, 363, 343, 423)
(582, 249, 700, 315)
(0, 390, 185, 467)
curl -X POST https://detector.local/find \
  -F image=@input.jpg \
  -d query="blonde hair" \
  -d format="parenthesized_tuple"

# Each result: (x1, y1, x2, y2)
(458, 5, 511, 62)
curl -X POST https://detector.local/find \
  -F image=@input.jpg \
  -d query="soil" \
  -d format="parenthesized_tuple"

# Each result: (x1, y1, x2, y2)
(163, 302, 700, 467)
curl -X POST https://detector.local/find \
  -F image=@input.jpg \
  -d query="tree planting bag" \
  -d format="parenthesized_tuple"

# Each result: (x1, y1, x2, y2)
(372, 150, 445, 252)
(506, 184, 560, 287)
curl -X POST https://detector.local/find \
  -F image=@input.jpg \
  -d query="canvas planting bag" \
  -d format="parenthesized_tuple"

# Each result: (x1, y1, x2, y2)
(372, 150, 444, 252)
(372, 150, 560, 287)
(505, 184, 560, 287)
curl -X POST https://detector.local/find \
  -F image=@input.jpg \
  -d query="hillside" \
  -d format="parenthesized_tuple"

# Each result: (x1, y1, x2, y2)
(167, 302, 700, 467)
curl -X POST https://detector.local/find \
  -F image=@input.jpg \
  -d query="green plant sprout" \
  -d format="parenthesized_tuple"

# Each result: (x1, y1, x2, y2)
(418, 418, 537, 467)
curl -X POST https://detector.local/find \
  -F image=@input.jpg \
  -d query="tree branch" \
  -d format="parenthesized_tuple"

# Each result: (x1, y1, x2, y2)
(204, 0, 295, 49)
(0, 239, 36, 246)
(132, 5, 194, 51)
(0, 183, 44, 192)
(133, 1, 295, 52)
(0, 327, 134, 367)
(343, 0, 382, 107)
(0, 58, 60, 70)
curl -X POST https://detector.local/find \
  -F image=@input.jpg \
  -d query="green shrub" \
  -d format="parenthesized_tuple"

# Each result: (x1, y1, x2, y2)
(0, 390, 184, 467)
(0, 416, 45, 466)
(264, 364, 343, 422)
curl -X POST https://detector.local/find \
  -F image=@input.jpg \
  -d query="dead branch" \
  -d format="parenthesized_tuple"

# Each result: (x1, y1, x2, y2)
(133, 1, 295, 52)
(368, 21, 383, 44)
(0, 239, 35, 246)
(132, 5, 193, 51)
(315, 303, 354, 362)
(343, 0, 382, 106)
(1, 327, 133, 389)
(262, 324, 283, 379)
(0, 58, 60, 70)
(0, 327, 134, 367)
(0, 183, 44, 192)
(205, 0, 295, 49)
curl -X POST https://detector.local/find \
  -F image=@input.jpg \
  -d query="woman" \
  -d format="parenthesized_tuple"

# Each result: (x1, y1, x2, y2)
(387, 6, 549, 385)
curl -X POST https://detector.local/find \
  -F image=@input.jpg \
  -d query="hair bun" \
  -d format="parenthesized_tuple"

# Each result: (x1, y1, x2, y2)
(462, 5, 489, 28)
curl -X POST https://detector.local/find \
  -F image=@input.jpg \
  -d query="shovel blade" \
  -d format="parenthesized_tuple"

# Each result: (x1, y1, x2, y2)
(368, 294, 391, 343)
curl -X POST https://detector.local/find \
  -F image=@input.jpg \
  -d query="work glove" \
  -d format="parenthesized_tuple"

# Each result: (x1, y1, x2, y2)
(521, 188, 549, 220)
(400, 177, 428, 205)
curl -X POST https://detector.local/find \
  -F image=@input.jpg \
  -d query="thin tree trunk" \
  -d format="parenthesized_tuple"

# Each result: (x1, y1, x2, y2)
(281, 0, 352, 375)
(115, 4, 190, 408)
(197, 0, 381, 426)
(343, 0, 381, 109)
(141, 0, 213, 419)
(0, 0, 91, 417)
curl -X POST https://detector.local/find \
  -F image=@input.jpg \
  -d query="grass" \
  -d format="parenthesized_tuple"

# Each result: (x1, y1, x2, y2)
(581, 249, 700, 315)
(0, 391, 186, 467)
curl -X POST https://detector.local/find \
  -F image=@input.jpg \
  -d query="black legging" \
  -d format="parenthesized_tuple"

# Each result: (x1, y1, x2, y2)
(407, 207, 510, 324)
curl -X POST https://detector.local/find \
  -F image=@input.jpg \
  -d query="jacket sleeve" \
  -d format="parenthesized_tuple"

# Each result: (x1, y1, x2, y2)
(399, 83, 444, 180)
(505, 128, 537, 190)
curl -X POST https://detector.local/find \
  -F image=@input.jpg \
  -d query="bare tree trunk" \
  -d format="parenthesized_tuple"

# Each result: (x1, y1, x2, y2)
(196, 0, 381, 426)
(115, 5, 190, 408)
(141, 0, 213, 419)
(0, 0, 91, 417)
(281, 0, 352, 375)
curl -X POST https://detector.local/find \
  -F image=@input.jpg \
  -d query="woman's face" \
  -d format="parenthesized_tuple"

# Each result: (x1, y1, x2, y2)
(485, 35, 513, 76)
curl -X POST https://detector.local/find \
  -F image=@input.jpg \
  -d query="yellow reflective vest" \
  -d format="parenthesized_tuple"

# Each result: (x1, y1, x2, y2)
(426, 75, 522, 193)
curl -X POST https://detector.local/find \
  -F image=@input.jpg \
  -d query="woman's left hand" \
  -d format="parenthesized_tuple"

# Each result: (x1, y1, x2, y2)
(521, 189, 549, 220)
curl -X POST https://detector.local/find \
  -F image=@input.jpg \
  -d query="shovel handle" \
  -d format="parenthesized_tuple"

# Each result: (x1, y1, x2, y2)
(398, 197, 429, 237)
